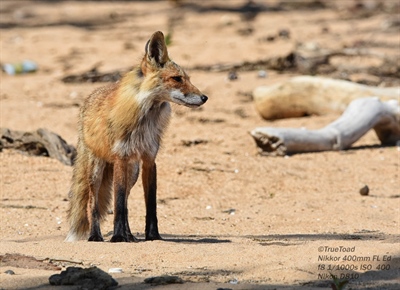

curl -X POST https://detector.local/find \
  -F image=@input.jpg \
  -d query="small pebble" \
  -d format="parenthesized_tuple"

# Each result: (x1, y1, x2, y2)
(227, 71, 238, 81)
(229, 278, 239, 284)
(5, 269, 15, 275)
(108, 268, 123, 273)
(359, 185, 369, 196)
(278, 29, 290, 39)
(220, 15, 234, 26)
(223, 208, 236, 215)
(266, 35, 275, 42)
(257, 70, 267, 78)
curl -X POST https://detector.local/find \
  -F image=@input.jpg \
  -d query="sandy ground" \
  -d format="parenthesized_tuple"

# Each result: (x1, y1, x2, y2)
(0, 1, 399, 289)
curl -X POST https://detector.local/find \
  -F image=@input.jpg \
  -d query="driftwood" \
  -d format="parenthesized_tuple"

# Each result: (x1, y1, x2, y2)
(189, 46, 400, 89)
(0, 128, 76, 166)
(62, 66, 126, 83)
(251, 97, 400, 156)
(253, 76, 399, 120)
(61, 46, 399, 86)
(190, 47, 398, 74)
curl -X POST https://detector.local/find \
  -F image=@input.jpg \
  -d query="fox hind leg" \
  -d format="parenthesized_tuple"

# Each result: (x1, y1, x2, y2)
(87, 156, 106, 242)
(111, 159, 139, 242)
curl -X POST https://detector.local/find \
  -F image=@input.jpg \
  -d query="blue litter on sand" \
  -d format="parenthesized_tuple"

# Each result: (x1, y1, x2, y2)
(3, 60, 38, 75)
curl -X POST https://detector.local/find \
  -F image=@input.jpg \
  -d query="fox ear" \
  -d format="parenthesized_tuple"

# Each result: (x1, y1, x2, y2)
(145, 31, 169, 66)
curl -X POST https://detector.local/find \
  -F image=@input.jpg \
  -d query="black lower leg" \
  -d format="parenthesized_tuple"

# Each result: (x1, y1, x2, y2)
(144, 163, 162, 240)
(125, 208, 138, 242)
(88, 207, 103, 242)
(111, 185, 129, 242)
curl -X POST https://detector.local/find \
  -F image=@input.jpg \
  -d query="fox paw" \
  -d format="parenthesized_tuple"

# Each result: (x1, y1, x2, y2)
(145, 232, 163, 241)
(110, 234, 129, 243)
(88, 235, 104, 242)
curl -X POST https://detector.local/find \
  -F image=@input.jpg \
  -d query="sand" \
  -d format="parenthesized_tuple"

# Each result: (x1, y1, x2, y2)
(1, 1, 399, 289)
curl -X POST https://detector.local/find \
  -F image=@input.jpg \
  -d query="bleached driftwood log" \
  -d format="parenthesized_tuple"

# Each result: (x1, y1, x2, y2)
(253, 76, 400, 120)
(251, 97, 400, 156)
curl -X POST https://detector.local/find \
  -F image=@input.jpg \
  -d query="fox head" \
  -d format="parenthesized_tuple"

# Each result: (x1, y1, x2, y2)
(140, 31, 208, 108)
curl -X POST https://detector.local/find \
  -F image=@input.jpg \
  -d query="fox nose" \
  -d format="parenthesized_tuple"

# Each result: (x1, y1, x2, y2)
(201, 95, 208, 103)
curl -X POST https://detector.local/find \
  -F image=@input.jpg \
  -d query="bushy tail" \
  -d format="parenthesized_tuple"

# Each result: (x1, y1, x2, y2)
(65, 139, 113, 242)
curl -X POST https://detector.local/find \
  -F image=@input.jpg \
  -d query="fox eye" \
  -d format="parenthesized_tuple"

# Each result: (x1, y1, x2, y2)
(171, 76, 183, 83)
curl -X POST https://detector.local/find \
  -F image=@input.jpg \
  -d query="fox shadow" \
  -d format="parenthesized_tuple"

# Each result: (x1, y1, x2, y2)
(126, 234, 232, 244)
(161, 235, 231, 244)
(120, 230, 399, 244)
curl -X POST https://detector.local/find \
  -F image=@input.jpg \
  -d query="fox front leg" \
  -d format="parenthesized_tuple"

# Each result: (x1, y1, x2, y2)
(142, 160, 162, 241)
(124, 161, 140, 242)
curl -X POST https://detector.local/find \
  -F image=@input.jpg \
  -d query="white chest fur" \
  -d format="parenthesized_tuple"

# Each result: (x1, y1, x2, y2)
(112, 102, 171, 160)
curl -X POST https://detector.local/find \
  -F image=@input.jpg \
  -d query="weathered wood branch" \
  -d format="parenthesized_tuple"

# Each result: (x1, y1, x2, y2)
(189, 47, 398, 74)
(253, 76, 399, 120)
(251, 97, 400, 156)
(60, 47, 399, 85)
(0, 128, 76, 165)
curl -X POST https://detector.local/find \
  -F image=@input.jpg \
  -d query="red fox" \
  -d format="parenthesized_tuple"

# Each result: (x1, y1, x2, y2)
(66, 31, 208, 242)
